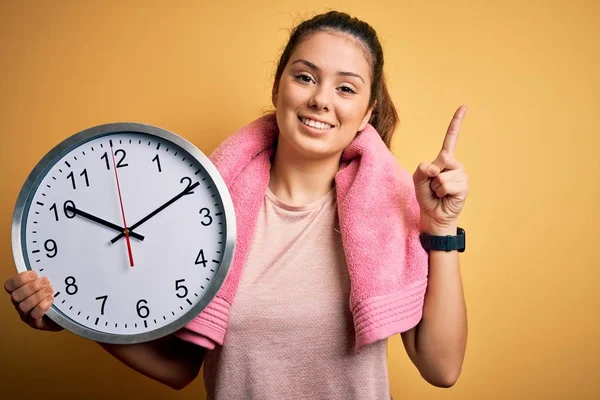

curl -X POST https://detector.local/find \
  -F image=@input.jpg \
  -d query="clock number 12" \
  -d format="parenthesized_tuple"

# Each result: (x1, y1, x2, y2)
(101, 150, 128, 170)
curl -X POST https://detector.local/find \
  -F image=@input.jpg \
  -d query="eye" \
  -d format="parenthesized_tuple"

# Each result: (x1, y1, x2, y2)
(295, 73, 314, 84)
(339, 85, 357, 94)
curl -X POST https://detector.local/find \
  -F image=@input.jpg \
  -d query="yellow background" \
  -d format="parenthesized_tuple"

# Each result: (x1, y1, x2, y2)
(1, 0, 598, 398)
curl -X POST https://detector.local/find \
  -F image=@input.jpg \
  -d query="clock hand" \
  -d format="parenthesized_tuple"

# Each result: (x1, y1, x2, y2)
(110, 181, 200, 244)
(64, 205, 145, 241)
(110, 142, 135, 267)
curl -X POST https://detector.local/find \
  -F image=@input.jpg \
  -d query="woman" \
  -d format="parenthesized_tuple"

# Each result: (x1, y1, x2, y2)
(4, 11, 468, 399)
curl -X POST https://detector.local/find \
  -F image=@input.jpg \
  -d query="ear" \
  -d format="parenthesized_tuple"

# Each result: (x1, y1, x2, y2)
(271, 85, 278, 108)
(358, 103, 375, 131)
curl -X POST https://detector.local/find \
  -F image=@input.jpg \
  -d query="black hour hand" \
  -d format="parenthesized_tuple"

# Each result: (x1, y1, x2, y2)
(65, 205, 145, 241)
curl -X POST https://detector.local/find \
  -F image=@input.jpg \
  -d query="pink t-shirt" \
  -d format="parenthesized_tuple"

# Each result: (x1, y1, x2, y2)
(200, 186, 391, 399)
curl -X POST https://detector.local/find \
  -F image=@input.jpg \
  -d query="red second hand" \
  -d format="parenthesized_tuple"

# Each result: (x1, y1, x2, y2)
(110, 144, 134, 267)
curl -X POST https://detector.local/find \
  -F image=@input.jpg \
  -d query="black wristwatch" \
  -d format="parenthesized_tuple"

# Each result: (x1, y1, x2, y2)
(419, 227, 466, 253)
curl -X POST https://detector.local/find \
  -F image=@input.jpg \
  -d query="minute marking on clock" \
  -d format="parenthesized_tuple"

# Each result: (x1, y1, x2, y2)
(65, 205, 145, 241)
(110, 181, 201, 243)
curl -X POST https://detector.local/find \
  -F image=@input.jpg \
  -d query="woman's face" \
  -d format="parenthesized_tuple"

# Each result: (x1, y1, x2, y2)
(273, 31, 373, 160)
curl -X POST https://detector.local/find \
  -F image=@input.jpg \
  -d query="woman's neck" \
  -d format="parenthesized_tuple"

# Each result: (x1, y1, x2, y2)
(268, 139, 340, 207)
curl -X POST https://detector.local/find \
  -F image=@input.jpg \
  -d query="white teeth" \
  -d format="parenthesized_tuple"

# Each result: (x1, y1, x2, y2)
(301, 117, 332, 130)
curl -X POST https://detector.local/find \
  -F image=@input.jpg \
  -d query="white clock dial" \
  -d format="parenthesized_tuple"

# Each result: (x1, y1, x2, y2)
(12, 123, 235, 344)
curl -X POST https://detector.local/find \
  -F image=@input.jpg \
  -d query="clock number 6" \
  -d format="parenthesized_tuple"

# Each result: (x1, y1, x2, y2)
(175, 279, 188, 299)
(136, 299, 150, 319)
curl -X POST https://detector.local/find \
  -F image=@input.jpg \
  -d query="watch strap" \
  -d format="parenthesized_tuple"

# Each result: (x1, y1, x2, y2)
(419, 227, 466, 252)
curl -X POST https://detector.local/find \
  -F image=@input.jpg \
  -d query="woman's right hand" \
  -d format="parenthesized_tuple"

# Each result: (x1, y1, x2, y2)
(4, 271, 63, 331)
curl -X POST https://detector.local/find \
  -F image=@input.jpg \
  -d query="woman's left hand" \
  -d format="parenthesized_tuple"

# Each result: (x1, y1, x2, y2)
(412, 105, 469, 234)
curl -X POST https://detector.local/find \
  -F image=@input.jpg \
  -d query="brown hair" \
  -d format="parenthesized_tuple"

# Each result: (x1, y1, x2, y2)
(271, 11, 399, 149)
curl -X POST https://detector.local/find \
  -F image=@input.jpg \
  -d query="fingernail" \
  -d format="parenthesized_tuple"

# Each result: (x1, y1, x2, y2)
(40, 277, 49, 286)
(28, 271, 37, 279)
(45, 286, 53, 295)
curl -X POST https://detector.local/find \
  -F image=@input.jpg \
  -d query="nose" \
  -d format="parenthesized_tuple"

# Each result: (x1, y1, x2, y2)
(308, 84, 331, 112)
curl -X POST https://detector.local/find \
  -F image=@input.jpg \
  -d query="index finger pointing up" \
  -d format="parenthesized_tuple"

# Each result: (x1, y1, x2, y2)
(441, 105, 468, 156)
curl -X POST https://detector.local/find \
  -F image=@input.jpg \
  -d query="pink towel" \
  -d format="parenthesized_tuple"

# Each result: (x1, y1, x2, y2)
(176, 114, 429, 352)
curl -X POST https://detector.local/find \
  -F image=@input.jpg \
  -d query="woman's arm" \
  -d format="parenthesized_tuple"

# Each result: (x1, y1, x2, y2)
(400, 223, 468, 388)
(4, 271, 206, 390)
(98, 335, 207, 390)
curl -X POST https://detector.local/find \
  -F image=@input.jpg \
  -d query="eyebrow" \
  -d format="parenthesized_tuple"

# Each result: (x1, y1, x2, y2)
(291, 59, 365, 84)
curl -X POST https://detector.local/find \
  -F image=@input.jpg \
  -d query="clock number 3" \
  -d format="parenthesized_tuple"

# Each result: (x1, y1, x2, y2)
(199, 208, 212, 226)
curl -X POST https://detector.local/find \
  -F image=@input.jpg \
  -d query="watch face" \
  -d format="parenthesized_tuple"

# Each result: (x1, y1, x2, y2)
(11, 123, 235, 344)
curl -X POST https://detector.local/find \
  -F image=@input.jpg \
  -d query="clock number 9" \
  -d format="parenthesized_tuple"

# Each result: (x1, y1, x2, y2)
(136, 299, 150, 319)
(50, 200, 76, 222)
(44, 239, 58, 258)
(175, 279, 188, 298)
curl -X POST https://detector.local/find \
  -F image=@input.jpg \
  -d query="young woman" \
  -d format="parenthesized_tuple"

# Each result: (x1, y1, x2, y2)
(4, 11, 468, 399)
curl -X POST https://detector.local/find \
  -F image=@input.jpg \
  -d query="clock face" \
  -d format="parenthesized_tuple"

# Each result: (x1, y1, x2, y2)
(11, 123, 235, 344)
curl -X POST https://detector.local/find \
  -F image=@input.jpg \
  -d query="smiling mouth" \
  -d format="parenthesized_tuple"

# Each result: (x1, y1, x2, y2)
(298, 116, 334, 130)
